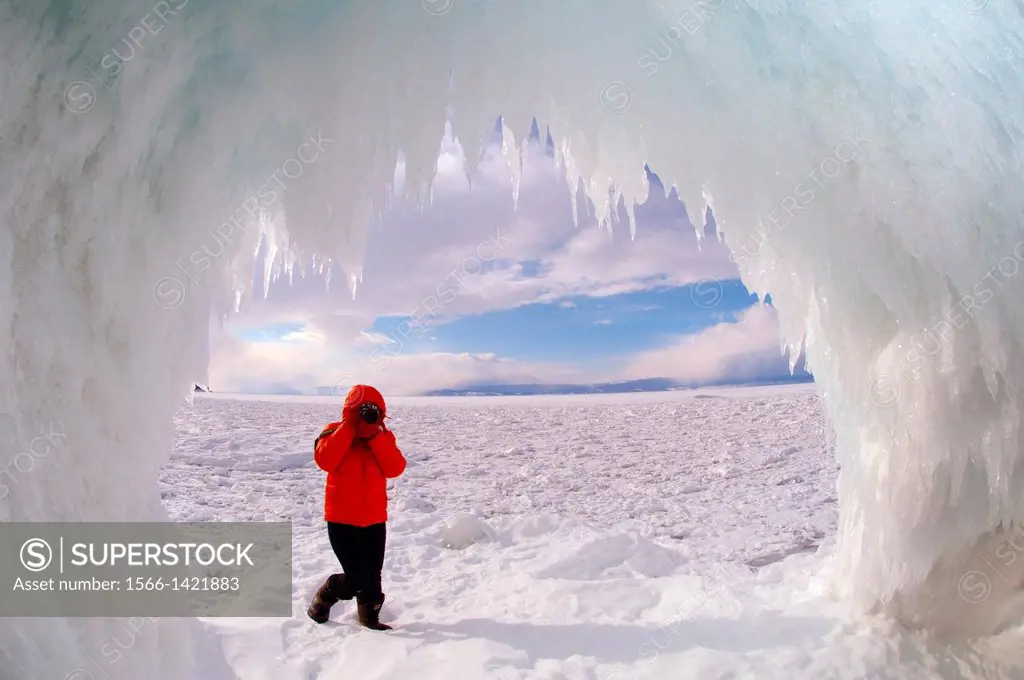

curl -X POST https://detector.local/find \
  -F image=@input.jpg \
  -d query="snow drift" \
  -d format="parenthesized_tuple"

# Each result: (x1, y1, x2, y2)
(2, 0, 1024, 676)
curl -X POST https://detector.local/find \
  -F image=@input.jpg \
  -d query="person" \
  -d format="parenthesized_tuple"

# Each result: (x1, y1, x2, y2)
(306, 384, 407, 630)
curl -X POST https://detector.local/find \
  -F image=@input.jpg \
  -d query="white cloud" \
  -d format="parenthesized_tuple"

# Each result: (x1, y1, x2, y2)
(279, 328, 326, 344)
(355, 331, 396, 346)
(208, 329, 333, 395)
(622, 304, 796, 385)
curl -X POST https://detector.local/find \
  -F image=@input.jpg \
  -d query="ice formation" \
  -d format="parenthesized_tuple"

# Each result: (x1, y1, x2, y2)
(440, 512, 496, 550)
(2, 0, 1024, 676)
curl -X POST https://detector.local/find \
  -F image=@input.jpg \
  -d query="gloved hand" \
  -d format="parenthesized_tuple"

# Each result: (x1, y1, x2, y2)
(354, 420, 384, 440)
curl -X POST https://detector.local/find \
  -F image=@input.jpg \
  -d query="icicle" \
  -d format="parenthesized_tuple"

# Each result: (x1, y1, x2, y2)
(347, 270, 360, 299)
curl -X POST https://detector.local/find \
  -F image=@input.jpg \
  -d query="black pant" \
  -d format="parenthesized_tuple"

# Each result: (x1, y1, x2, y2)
(327, 522, 386, 605)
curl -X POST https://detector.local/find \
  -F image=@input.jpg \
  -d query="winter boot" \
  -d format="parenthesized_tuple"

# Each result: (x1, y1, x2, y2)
(307, 574, 347, 624)
(357, 596, 392, 631)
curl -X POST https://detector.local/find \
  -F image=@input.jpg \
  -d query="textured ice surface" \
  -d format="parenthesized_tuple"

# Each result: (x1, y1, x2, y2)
(167, 389, 1024, 679)
(439, 513, 496, 551)
(2, 0, 1024, 676)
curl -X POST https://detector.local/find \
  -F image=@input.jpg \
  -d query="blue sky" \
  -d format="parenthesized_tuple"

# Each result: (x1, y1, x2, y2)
(209, 132, 802, 395)
(366, 281, 757, 364)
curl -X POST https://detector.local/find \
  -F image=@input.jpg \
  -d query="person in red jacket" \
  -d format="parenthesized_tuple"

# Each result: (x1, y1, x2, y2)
(306, 384, 407, 630)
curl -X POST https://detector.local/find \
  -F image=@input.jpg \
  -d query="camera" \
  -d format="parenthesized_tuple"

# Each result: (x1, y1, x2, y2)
(358, 402, 380, 424)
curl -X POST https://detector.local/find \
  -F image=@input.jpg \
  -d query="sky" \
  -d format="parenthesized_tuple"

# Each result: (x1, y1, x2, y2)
(208, 125, 808, 396)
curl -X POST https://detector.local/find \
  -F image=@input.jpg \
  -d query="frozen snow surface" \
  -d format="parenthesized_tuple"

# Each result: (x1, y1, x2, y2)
(159, 388, 1022, 679)
(3, 0, 1024, 677)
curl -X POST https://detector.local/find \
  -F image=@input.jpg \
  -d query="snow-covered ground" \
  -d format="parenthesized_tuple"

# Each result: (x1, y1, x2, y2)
(165, 385, 1023, 679)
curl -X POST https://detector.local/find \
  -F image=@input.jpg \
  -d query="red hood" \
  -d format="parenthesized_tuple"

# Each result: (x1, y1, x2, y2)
(342, 384, 386, 417)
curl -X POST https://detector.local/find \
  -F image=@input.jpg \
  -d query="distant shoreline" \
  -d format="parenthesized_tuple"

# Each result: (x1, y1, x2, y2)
(194, 377, 818, 403)
(416, 375, 814, 397)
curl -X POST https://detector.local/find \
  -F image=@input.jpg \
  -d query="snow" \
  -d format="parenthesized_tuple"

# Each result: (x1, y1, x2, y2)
(160, 387, 1023, 679)
(3, 0, 1024, 675)
(439, 514, 496, 551)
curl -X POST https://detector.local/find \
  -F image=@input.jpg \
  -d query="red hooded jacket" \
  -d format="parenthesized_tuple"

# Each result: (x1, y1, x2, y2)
(314, 385, 407, 526)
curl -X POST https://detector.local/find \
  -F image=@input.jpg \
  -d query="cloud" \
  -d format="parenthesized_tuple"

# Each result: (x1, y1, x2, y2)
(208, 328, 332, 395)
(355, 331, 396, 346)
(621, 304, 797, 385)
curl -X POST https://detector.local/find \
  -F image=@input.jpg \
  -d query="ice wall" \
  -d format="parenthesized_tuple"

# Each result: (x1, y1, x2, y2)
(2, 0, 1024, 675)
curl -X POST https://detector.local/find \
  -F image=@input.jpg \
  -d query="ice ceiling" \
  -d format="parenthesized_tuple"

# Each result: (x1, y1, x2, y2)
(2, 0, 1024, 676)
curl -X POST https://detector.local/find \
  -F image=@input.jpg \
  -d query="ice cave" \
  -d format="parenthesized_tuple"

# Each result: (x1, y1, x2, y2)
(1, 0, 1024, 677)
